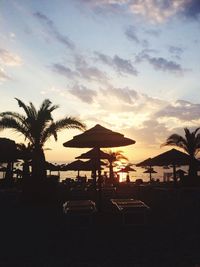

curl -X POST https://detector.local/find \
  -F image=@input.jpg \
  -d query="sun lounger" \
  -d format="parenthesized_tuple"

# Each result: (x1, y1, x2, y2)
(111, 198, 150, 225)
(63, 200, 97, 226)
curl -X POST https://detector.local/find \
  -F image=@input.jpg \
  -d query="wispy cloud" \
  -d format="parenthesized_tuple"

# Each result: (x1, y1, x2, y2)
(127, 119, 171, 146)
(0, 49, 22, 66)
(51, 54, 108, 83)
(51, 63, 78, 79)
(78, 0, 192, 23)
(95, 51, 138, 76)
(33, 12, 75, 49)
(100, 86, 139, 104)
(168, 46, 184, 60)
(69, 84, 97, 104)
(125, 26, 149, 47)
(128, 0, 189, 23)
(0, 68, 11, 81)
(136, 50, 186, 74)
(156, 100, 200, 121)
(182, 0, 200, 19)
(144, 28, 161, 37)
(75, 54, 108, 82)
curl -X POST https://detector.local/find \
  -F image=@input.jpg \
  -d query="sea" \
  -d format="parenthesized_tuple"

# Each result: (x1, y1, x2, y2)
(0, 162, 190, 183)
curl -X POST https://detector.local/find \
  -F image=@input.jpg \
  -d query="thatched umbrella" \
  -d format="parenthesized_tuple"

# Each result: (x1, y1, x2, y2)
(117, 166, 136, 172)
(76, 148, 109, 182)
(64, 159, 105, 177)
(117, 166, 136, 182)
(143, 167, 157, 181)
(148, 149, 192, 184)
(63, 124, 135, 148)
(63, 124, 135, 210)
(136, 158, 152, 168)
(0, 138, 18, 180)
(76, 147, 110, 160)
(46, 162, 61, 176)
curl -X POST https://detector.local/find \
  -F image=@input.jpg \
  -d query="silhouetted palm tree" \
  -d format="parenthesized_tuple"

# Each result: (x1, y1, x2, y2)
(162, 128, 200, 178)
(106, 150, 128, 182)
(0, 98, 86, 180)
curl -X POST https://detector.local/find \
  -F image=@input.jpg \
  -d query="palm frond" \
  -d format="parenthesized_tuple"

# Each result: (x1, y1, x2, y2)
(0, 112, 27, 123)
(53, 117, 86, 132)
(40, 122, 57, 145)
(0, 117, 33, 142)
(15, 98, 33, 119)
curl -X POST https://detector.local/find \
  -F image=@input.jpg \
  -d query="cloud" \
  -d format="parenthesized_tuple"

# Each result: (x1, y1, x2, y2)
(182, 0, 200, 19)
(128, 0, 189, 23)
(168, 46, 184, 59)
(0, 68, 10, 81)
(51, 55, 108, 83)
(100, 86, 139, 104)
(78, 0, 192, 23)
(127, 119, 171, 146)
(95, 52, 138, 76)
(136, 50, 186, 74)
(144, 28, 161, 37)
(51, 63, 78, 79)
(34, 12, 75, 49)
(125, 26, 149, 47)
(0, 49, 22, 66)
(125, 26, 140, 44)
(69, 84, 97, 104)
(74, 54, 108, 82)
(156, 100, 200, 121)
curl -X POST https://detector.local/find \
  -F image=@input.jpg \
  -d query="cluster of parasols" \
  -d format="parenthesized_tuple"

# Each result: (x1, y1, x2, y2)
(0, 124, 197, 182)
(62, 124, 194, 183)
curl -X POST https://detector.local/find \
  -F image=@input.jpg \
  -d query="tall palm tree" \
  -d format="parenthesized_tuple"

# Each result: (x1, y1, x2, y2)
(0, 98, 86, 181)
(106, 150, 128, 182)
(162, 128, 200, 178)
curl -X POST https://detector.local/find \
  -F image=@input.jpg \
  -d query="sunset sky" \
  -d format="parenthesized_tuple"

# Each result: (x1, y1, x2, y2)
(0, 0, 200, 163)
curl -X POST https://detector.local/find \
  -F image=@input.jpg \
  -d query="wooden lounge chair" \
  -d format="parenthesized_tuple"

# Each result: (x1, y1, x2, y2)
(111, 198, 150, 225)
(63, 200, 97, 226)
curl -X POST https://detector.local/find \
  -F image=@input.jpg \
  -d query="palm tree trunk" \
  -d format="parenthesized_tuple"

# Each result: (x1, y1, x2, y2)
(172, 164, 177, 187)
(188, 157, 198, 181)
(109, 161, 114, 183)
(5, 161, 13, 181)
(31, 148, 46, 180)
(22, 161, 30, 179)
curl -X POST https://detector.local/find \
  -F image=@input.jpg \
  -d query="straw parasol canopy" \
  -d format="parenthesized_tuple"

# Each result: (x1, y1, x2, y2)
(117, 166, 136, 173)
(148, 148, 192, 183)
(76, 147, 110, 160)
(63, 124, 135, 148)
(136, 158, 152, 168)
(64, 159, 105, 177)
(143, 167, 157, 181)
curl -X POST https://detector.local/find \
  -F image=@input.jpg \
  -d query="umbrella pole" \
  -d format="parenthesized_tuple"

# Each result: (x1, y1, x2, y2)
(173, 164, 177, 187)
(97, 147, 102, 212)
(149, 165, 152, 182)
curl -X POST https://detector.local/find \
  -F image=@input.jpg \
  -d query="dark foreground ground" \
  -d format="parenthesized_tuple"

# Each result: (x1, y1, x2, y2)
(0, 185, 200, 267)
